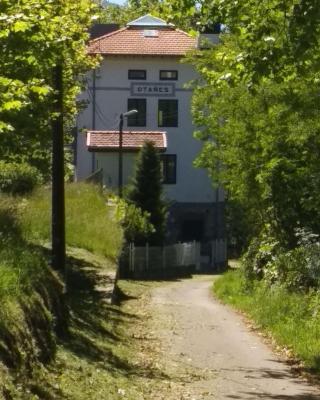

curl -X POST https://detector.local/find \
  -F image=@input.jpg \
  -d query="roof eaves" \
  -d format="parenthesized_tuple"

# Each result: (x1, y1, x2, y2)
(162, 132, 167, 149)
(86, 131, 91, 147)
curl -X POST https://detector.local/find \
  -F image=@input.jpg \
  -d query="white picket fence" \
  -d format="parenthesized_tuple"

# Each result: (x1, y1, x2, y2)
(205, 239, 228, 268)
(127, 241, 201, 275)
(121, 239, 227, 278)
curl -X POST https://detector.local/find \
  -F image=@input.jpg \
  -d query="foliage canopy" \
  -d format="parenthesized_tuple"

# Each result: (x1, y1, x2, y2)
(0, 0, 98, 177)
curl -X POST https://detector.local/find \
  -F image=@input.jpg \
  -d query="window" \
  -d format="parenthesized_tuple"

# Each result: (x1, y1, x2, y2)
(158, 99, 178, 127)
(128, 70, 146, 80)
(160, 154, 177, 184)
(127, 98, 146, 126)
(160, 70, 178, 80)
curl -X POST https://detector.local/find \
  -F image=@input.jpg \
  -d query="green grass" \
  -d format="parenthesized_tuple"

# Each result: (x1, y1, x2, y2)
(0, 196, 66, 373)
(19, 182, 123, 259)
(0, 187, 170, 399)
(0, 182, 123, 383)
(214, 269, 320, 372)
(0, 252, 173, 399)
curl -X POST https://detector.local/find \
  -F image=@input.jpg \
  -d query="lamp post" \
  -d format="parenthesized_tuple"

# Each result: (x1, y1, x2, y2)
(118, 109, 138, 197)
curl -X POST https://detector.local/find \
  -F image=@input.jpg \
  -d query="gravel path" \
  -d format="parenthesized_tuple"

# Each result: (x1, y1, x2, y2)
(151, 276, 320, 400)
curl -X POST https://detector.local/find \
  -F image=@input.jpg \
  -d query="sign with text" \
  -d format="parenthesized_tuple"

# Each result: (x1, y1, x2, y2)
(131, 82, 175, 97)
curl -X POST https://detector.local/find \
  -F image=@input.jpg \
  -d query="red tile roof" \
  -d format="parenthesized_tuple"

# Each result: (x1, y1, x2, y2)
(87, 130, 167, 152)
(87, 27, 197, 56)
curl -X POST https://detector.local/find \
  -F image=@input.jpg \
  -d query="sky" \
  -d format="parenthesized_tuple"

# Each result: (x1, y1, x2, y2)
(105, 0, 127, 5)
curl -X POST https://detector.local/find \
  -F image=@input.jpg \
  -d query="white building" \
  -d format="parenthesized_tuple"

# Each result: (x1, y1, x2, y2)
(76, 15, 224, 243)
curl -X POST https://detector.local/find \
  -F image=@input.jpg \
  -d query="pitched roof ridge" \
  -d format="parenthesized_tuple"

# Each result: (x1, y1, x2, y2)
(127, 14, 170, 27)
(89, 26, 128, 44)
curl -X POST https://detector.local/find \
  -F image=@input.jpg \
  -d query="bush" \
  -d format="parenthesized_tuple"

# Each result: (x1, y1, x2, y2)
(114, 196, 155, 244)
(269, 229, 320, 291)
(242, 225, 282, 283)
(0, 161, 42, 195)
(242, 226, 320, 291)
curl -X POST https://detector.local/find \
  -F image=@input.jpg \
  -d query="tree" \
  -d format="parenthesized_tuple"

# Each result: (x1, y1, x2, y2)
(162, 0, 320, 83)
(192, 76, 320, 248)
(99, 2, 139, 26)
(163, 0, 320, 254)
(126, 141, 167, 245)
(0, 0, 98, 178)
(99, 0, 201, 31)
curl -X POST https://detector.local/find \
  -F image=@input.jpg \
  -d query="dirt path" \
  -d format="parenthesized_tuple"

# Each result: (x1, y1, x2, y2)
(150, 276, 320, 400)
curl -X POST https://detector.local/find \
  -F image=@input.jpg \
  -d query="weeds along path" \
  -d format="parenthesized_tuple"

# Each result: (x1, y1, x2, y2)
(150, 276, 320, 400)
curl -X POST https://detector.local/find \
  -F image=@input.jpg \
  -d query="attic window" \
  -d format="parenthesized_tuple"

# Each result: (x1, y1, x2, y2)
(143, 29, 159, 37)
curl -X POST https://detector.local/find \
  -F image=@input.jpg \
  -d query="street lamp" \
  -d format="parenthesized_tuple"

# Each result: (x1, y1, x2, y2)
(118, 109, 138, 197)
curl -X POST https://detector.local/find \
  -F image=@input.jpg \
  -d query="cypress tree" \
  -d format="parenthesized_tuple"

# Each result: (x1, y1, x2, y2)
(127, 141, 167, 245)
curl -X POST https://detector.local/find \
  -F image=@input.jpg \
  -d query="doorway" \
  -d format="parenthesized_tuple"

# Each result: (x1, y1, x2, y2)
(180, 219, 204, 242)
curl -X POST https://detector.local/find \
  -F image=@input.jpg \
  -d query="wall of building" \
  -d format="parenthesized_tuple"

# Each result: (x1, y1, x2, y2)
(76, 54, 225, 243)
(95, 152, 137, 189)
(76, 56, 217, 203)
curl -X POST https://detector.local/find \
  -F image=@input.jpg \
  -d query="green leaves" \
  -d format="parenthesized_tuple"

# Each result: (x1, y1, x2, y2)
(126, 142, 167, 245)
(179, 0, 320, 254)
(12, 20, 29, 32)
(0, 0, 98, 176)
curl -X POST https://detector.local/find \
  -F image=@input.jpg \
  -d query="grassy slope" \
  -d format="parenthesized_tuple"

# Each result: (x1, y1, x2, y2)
(19, 183, 122, 259)
(1, 183, 203, 399)
(214, 269, 320, 373)
(0, 183, 127, 398)
(0, 197, 67, 374)
(1, 251, 179, 400)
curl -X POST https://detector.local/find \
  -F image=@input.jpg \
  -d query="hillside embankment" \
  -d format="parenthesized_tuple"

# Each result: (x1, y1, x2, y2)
(0, 183, 123, 399)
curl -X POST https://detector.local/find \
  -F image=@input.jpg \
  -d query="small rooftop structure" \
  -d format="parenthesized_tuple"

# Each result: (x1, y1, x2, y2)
(127, 14, 173, 27)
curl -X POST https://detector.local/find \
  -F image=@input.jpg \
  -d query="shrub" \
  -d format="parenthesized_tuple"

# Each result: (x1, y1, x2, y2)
(114, 196, 155, 244)
(0, 161, 42, 195)
(0, 197, 21, 238)
(270, 229, 320, 291)
(242, 226, 320, 291)
(242, 225, 282, 283)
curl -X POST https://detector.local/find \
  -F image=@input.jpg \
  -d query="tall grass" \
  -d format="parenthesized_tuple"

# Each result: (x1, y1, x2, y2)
(0, 182, 122, 372)
(19, 182, 123, 259)
(0, 198, 65, 369)
(214, 269, 320, 372)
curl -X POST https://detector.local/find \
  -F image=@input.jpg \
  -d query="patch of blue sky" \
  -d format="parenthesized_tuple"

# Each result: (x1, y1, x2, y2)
(103, 0, 127, 5)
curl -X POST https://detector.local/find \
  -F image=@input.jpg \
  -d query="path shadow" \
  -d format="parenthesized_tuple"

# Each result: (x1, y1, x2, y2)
(218, 365, 320, 399)
(227, 391, 320, 399)
(60, 254, 171, 381)
(26, 383, 67, 400)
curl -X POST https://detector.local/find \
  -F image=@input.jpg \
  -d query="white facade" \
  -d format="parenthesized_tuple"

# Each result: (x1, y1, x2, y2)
(76, 17, 224, 242)
(77, 57, 219, 203)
